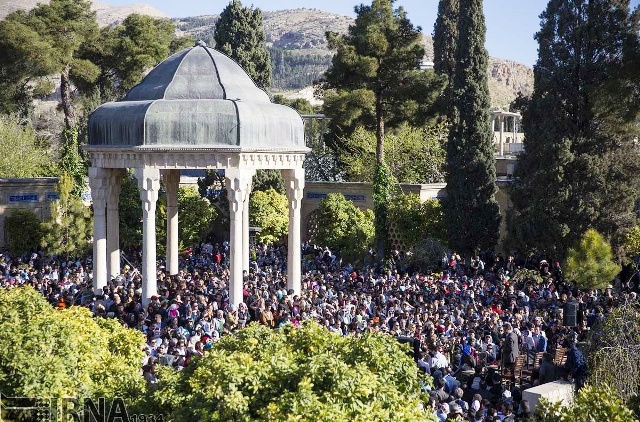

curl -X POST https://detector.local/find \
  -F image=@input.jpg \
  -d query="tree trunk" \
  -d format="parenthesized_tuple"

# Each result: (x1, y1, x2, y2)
(60, 64, 76, 131)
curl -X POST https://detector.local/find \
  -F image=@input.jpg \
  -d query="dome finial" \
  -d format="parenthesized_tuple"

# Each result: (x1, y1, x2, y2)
(195, 40, 207, 48)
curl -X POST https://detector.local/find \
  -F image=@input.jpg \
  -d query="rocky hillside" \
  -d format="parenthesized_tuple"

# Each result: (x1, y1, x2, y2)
(174, 8, 532, 108)
(0, 0, 168, 26)
(0, 2, 532, 108)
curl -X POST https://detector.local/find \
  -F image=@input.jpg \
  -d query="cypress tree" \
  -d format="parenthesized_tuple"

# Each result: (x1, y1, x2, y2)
(508, 0, 640, 257)
(433, 0, 459, 112)
(213, 0, 278, 204)
(442, 0, 500, 257)
(214, 0, 272, 90)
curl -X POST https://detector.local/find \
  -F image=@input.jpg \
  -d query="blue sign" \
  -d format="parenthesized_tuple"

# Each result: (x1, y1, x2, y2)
(306, 192, 366, 202)
(9, 194, 38, 203)
(46, 192, 59, 201)
(307, 192, 327, 200)
(344, 194, 366, 202)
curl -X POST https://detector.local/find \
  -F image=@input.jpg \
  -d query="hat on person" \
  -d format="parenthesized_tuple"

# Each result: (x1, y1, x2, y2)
(450, 403, 463, 414)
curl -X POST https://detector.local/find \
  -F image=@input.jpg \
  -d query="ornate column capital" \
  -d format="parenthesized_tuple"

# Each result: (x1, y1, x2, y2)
(106, 168, 126, 207)
(225, 168, 254, 213)
(135, 168, 161, 213)
(89, 167, 110, 214)
(282, 168, 305, 211)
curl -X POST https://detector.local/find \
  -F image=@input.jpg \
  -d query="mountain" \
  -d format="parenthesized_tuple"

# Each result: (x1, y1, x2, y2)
(0, 0, 168, 26)
(173, 8, 533, 108)
(0, 1, 532, 108)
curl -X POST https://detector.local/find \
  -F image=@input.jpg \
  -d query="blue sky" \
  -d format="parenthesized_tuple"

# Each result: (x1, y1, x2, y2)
(103, 0, 640, 66)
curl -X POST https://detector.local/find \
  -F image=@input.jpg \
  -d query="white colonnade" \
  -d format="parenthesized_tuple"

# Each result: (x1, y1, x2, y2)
(89, 159, 305, 307)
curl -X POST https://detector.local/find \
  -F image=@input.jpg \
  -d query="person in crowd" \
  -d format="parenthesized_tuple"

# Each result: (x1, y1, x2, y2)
(564, 338, 588, 392)
(537, 352, 558, 385)
(502, 323, 519, 371)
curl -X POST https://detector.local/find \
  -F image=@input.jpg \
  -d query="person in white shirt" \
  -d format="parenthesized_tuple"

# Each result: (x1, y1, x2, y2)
(431, 347, 449, 370)
(522, 328, 535, 351)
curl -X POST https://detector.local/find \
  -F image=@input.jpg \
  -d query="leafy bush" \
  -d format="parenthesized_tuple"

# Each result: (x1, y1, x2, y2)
(0, 287, 146, 404)
(388, 194, 446, 249)
(565, 229, 620, 290)
(249, 188, 289, 245)
(149, 322, 435, 422)
(624, 226, 640, 257)
(4, 208, 43, 256)
(178, 186, 216, 248)
(314, 193, 375, 264)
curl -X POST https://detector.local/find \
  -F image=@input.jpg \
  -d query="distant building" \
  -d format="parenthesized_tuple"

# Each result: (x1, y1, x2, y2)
(419, 59, 434, 70)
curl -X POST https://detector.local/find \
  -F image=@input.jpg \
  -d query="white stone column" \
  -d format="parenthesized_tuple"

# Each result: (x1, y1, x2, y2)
(162, 169, 180, 275)
(282, 167, 305, 297)
(242, 170, 254, 273)
(499, 116, 505, 156)
(135, 168, 160, 306)
(106, 169, 125, 280)
(89, 167, 109, 294)
(225, 168, 252, 307)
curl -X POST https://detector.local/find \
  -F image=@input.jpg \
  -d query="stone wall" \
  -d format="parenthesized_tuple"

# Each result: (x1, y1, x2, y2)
(301, 181, 513, 252)
(0, 178, 59, 249)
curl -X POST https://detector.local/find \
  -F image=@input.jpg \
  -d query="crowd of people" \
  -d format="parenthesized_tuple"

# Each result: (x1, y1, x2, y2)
(1, 242, 635, 421)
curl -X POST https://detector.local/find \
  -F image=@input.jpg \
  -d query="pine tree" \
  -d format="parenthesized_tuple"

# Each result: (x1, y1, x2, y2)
(320, 0, 445, 258)
(565, 229, 620, 291)
(442, 0, 500, 257)
(78, 14, 193, 101)
(214, 0, 272, 90)
(509, 0, 640, 257)
(0, 0, 99, 131)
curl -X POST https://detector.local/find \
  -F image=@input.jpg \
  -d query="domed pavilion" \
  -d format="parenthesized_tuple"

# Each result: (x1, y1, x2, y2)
(86, 41, 308, 306)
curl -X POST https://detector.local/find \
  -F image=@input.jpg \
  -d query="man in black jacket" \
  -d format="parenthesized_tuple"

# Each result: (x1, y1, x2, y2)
(502, 322, 519, 371)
